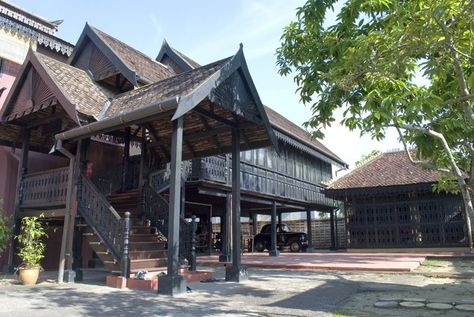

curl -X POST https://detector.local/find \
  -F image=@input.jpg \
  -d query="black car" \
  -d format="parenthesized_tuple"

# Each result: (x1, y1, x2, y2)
(254, 223, 308, 252)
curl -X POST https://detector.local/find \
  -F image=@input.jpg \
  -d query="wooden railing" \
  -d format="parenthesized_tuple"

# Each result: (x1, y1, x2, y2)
(20, 167, 69, 208)
(140, 183, 169, 235)
(191, 156, 336, 207)
(237, 160, 336, 207)
(77, 174, 125, 266)
(149, 161, 192, 193)
(140, 182, 194, 266)
(191, 156, 227, 183)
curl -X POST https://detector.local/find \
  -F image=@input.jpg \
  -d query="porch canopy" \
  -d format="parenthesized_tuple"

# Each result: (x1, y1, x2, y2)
(54, 45, 277, 161)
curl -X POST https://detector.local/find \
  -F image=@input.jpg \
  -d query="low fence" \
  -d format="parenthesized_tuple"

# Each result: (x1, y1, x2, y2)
(211, 218, 347, 251)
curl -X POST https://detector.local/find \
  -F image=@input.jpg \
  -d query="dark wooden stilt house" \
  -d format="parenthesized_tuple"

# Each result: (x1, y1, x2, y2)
(326, 151, 467, 249)
(0, 23, 346, 293)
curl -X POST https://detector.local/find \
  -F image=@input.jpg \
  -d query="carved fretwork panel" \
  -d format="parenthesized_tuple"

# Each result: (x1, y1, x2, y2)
(210, 71, 261, 124)
(89, 42, 120, 81)
(72, 41, 120, 83)
(5, 67, 56, 121)
(346, 192, 466, 248)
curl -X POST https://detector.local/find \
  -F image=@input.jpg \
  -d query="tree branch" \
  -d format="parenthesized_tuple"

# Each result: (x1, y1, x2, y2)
(394, 125, 451, 173)
(435, 16, 474, 126)
(440, 94, 474, 106)
(396, 124, 464, 178)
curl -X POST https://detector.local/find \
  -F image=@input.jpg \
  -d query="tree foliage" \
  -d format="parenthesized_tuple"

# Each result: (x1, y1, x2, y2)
(277, 0, 474, 247)
(0, 200, 11, 254)
(355, 150, 381, 167)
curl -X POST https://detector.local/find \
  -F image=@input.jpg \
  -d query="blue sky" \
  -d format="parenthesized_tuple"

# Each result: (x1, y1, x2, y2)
(11, 0, 400, 168)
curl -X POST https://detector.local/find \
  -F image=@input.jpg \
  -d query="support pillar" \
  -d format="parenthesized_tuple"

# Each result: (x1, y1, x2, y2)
(139, 128, 147, 188)
(278, 212, 282, 225)
(225, 129, 248, 282)
(219, 195, 232, 262)
(158, 117, 186, 295)
(330, 210, 337, 250)
(251, 213, 258, 252)
(269, 201, 280, 257)
(58, 139, 85, 283)
(306, 210, 315, 252)
(8, 128, 30, 271)
(121, 127, 131, 191)
(334, 209, 339, 249)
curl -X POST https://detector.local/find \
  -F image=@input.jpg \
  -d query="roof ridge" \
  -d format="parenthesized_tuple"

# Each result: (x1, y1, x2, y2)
(90, 25, 166, 69)
(326, 152, 384, 188)
(112, 56, 232, 100)
(263, 105, 346, 165)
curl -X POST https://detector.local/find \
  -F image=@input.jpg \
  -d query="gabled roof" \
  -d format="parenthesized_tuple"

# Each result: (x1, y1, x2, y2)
(155, 43, 347, 167)
(156, 39, 200, 72)
(68, 24, 174, 86)
(1, 50, 108, 123)
(0, 2, 74, 57)
(56, 46, 279, 159)
(328, 151, 442, 191)
(105, 57, 230, 119)
(264, 106, 346, 167)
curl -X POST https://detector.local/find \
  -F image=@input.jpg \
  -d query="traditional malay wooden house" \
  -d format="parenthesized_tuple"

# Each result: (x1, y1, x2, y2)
(0, 20, 346, 294)
(326, 151, 467, 250)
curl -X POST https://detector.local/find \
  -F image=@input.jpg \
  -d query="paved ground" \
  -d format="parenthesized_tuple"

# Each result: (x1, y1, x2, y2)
(198, 252, 470, 272)
(1, 264, 474, 317)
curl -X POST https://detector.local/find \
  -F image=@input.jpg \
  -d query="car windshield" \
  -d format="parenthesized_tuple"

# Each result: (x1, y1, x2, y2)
(279, 224, 290, 233)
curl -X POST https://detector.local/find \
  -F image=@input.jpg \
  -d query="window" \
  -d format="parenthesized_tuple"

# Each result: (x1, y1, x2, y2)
(256, 148, 265, 166)
(243, 150, 252, 162)
(266, 148, 273, 169)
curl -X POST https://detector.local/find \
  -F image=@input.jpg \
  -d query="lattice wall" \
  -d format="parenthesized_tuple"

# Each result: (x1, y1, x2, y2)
(345, 192, 466, 248)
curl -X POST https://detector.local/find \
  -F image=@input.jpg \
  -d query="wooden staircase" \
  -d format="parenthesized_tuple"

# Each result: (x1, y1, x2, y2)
(82, 188, 168, 274)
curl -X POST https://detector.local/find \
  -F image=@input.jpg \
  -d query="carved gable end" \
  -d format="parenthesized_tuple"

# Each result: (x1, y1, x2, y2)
(210, 71, 260, 124)
(3, 65, 57, 121)
(73, 39, 120, 82)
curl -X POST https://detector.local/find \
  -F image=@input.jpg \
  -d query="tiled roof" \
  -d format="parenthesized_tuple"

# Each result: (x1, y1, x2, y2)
(104, 57, 231, 119)
(92, 27, 175, 83)
(264, 106, 345, 166)
(171, 46, 201, 69)
(37, 52, 108, 119)
(328, 151, 442, 190)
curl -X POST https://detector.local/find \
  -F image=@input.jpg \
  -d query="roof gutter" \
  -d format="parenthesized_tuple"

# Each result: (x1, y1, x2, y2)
(55, 96, 180, 141)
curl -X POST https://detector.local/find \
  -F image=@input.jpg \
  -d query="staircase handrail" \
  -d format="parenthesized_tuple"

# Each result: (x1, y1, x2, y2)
(140, 183, 169, 236)
(77, 174, 127, 273)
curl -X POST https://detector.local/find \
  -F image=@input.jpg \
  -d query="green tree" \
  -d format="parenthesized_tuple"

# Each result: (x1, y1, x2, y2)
(277, 0, 474, 248)
(355, 150, 381, 167)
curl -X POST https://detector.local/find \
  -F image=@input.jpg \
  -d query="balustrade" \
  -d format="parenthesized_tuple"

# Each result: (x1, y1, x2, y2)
(20, 167, 69, 208)
(77, 174, 125, 267)
(149, 155, 335, 207)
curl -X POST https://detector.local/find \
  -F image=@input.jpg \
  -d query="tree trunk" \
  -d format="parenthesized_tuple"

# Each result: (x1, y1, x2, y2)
(459, 180, 474, 251)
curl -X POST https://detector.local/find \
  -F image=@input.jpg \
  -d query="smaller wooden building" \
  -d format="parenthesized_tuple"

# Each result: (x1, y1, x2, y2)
(326, 151, 467, 249)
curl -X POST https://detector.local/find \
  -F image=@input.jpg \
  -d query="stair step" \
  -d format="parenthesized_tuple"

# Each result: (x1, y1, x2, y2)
(129, 250, 167, 260)
(129, 241, 166, 251)
(129, 234, 162, 242)
(130, 258, 167, 270)
(130, 226, 157, 235)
